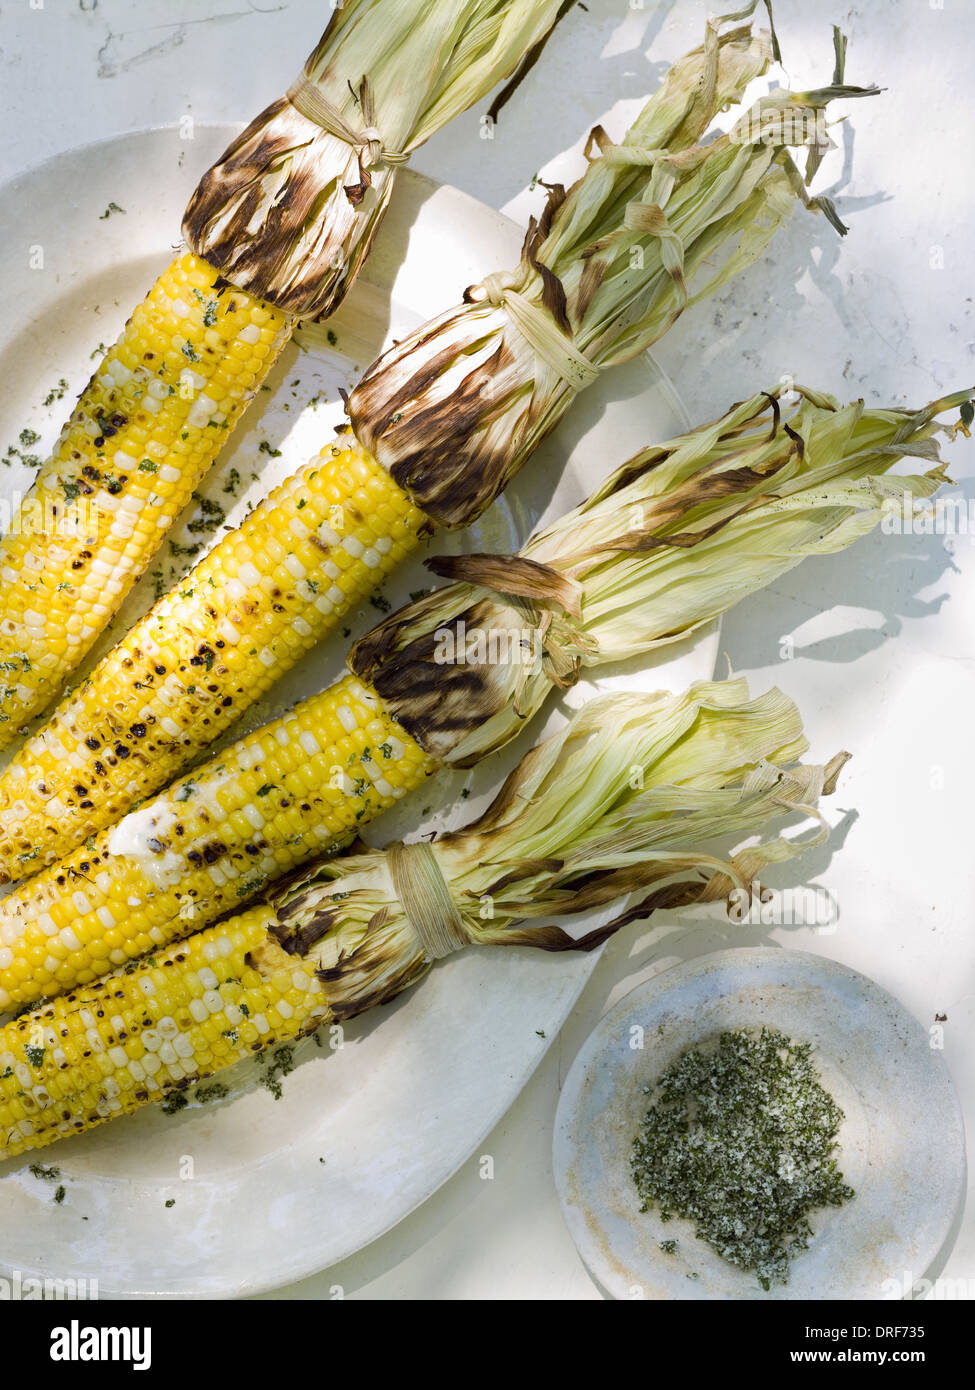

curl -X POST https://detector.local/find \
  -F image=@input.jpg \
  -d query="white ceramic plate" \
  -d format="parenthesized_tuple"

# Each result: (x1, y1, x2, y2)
(554, 947, 967, 1301)
(0, 127, 717, 1297)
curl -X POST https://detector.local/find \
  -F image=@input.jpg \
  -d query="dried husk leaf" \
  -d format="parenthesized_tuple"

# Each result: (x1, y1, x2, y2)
(183, 0, 572, 318)
(347, 22, 879, 525)
(349, 385, 972, 763)
(269, 681, 844, 1019)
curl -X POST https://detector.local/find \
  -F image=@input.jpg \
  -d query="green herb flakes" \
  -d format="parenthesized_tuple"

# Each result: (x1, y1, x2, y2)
(630, 1027, 854, 1291)
(262, 1046, 296, 1101)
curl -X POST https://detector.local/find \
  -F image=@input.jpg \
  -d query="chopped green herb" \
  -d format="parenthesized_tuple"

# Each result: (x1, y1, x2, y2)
(630, 1027, 854, 1292)
(187, 492, 226, 536)
(98, 202, 126, 220)
(161, 1092, 188, 1116)
(261, 1046, 297, 1100)
(43, 378, 69, 408)
(29, 1162, 60, 1182)
(235, 876, 265, 899)
(169, 539, 202, 560)
(258, 440, 281, 458)
(139, 458, 158, 473)
(24, 1044, 45, 1068)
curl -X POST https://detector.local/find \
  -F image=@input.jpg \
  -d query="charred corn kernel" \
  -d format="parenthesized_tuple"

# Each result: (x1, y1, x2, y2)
(0, 440, 426, 878)
(0, 674, 434, 1009)
(0, 907, 330, 1158)
(0, 253, 291, 749)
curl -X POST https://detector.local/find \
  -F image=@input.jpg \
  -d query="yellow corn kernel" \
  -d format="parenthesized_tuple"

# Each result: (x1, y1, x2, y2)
(0, 440, 426, 878)
(0, 908, 330, 1159)
(0, 253, 291, 748)
(0, 674, 435, 1010)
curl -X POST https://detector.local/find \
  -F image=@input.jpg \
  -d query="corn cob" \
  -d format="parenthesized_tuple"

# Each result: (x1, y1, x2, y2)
(0, 384, 967, 1009)
(0, 0, 571, 750)
(0, 14, 877, 873)
(0, 255, 291, 745)
(0, 679, 845, 1159)
(0, 675, 433, 1012)
(0, 440, 426, 870)
(0, 907, 329, 1159)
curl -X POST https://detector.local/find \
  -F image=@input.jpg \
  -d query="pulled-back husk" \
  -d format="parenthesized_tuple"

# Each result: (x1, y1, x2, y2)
(269, 680, 847, 1020)
(349, 385, 972, 763)
(346, 15, 879, 525)
(183, 0, 572, 318)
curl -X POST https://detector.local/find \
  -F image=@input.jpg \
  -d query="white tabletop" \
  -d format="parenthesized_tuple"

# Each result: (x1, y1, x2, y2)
(1, 0, 972, 1300)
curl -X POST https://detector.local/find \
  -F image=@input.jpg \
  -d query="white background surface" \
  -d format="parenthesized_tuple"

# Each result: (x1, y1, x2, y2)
(1, 0, 973, 1300)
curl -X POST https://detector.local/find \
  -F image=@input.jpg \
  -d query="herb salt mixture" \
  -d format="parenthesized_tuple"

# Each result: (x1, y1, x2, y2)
(631, 1027, 854, 1290)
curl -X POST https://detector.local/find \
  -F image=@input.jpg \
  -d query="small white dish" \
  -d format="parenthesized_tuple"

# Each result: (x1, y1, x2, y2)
(553, 947, 966, 1300)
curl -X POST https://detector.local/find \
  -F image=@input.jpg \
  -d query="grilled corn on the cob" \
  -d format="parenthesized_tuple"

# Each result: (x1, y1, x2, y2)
(0, 255, 290, 741)
(0, 675, 433, 1011)
(0, 0, 570, 749)
(0, 440, 426, 870)
(0, 15, 874, 873)
(0, 907, 328, 1159)
(0, 385, 967, 1010)
(0, 679, 843, 1159)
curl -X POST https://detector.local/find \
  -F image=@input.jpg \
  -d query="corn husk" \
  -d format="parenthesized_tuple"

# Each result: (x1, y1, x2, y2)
(183, 0, 571, 317)
(346, 15, 879, 525)
(271, 680, 846, 1019)
(350, 386, 973, 763)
